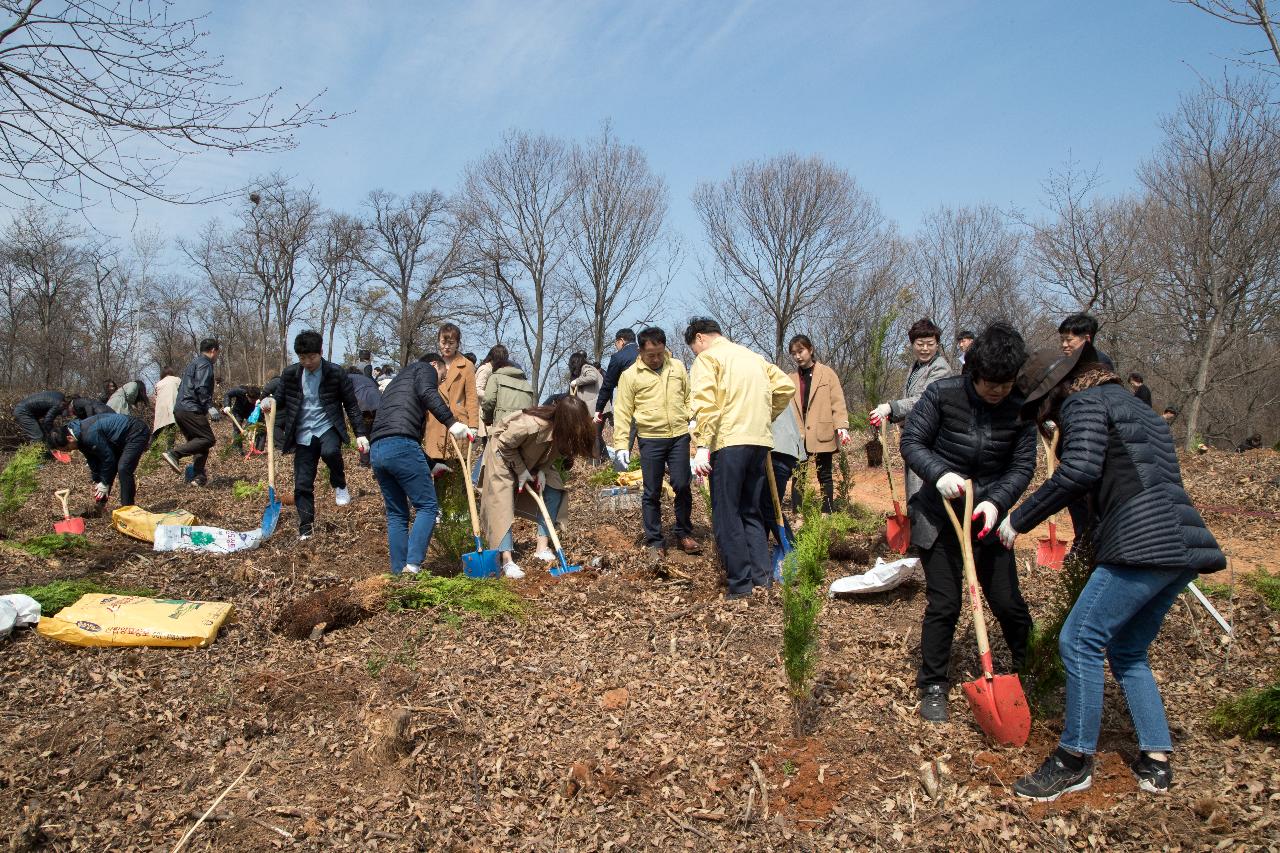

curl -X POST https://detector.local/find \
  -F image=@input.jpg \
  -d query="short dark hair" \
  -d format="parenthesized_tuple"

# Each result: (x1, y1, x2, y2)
(965, 322, 1027, 384)
(908, 318, 942, 342)
(199, 337, 220, 353)
(438, 322, 461, 343)
(420, 351, 444, 367)
(293, 330, 323, 355)
(787, 334, 814, 354)
(683, 317, 721, 346)
(637, 327, 666, 349)
(1058, 313, 1099, 338)
(347, 365, 361, 375)
(46, 426, 72, 450)
(482, 345, 509, 367)
(463, 352, 476, 364)
(1164, 406, 1178, 415)
(956, 330, 975, 342)
(358, 349, 371, 360)
(615, 328, 636, 344)
(568, 351, 588, 378)
(1128, 372, 1145, 384)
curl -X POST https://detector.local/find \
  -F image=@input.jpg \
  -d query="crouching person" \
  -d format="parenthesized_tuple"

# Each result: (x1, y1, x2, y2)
(370, 355, 475, 576)
(49, 413, 150, 508)
(480, 396, 594, 579)
(900, 323, 1036, 723)
(1000, 343, 1225, 802)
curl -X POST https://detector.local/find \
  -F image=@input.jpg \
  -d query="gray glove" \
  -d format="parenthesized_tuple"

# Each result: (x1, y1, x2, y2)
(207, 407, 222, 422)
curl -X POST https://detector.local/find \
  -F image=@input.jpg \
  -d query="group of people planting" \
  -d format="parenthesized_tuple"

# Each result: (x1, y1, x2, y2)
(16, 309, 1224, 804)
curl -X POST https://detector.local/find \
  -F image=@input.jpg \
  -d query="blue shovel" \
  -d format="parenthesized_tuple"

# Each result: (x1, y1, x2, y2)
(764, 452, 793, 581)
(449, 435, 501, 578)
(528, 486, 581, 577)
(260, 403, 281, 539)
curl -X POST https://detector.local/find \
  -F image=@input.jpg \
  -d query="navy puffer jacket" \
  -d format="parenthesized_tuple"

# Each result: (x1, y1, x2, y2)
(1009, 372, 1224, 574)
(901, 376, 1037, 549)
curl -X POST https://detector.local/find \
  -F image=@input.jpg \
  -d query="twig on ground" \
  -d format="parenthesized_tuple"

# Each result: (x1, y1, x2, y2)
(171, 760, 253, 853)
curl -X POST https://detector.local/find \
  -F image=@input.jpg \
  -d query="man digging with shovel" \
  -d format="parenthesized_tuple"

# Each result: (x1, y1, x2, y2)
(47, 412, 151, 510)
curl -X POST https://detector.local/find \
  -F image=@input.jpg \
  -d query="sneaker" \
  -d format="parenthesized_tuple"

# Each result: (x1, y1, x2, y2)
(1014, 749, 1093, 802)
(920, 684, 949, 722)
(162, 452, 182, 474)
(1132, 753, 1172, 794)
(502, 560, 525, 579)
(298, 532, 312, 542)
(335, 487, 351, 506)
(402, 564, 420, 576)
(534, 548, 556, 562)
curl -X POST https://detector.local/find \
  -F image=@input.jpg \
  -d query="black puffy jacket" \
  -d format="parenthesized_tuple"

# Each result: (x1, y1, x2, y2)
(14, 390, 65, 433)
(175, 354, 215, 413)
(369, 362, 455, 445)
(1010, 372, 1224, 574)
(596, 342, 638, 414)
(269, 360, 365, 453)
(901, 376, 1037, 548)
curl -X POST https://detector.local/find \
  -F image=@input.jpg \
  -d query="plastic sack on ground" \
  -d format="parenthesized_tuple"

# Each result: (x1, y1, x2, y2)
(112, 505, 198, 543)
(36, 594, 233, 648)
(0, 594, 41, 639)
(829, 556, 921, 596)
(153, 525, 262, 553)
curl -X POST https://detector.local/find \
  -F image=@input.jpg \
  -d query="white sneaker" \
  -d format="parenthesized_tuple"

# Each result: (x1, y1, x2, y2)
(402, 564, 420, 575)
(534, 549, 556, 562)
(502, 560, 525, 579)
(334, 487, 351, 506)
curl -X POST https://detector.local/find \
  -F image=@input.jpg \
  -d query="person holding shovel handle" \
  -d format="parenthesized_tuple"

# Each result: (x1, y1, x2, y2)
(367, 353, 475, 576)
(479, 395, 595, 579)
(47, 412, 151, 509)
(999, 342, 1225, 802)
(900, 323, 1036, 724)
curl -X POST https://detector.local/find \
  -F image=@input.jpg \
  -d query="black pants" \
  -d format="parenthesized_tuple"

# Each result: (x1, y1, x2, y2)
(294, 428, 346, 536)
(638, 434, 693, 546)
(173, 410, 215, 479)
(115, 423, 150, 506)
(792, 450, 834, 513)
(14, 408, 45, 444)
(763, 453, 796, 546)
(710, 444, 770, 594)
(917, 529, 1033, 689)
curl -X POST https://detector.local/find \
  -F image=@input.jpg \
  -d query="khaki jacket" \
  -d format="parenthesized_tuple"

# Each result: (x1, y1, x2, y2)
(690, 337, 795, 451)
(478, 412, 567, 547)
(424, 353, 478, 460)
(789, 361, 849, 454)
(612, 353, 689, 450)
(152, 375, 181, 432)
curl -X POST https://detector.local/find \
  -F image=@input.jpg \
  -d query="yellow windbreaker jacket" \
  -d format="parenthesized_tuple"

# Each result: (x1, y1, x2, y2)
(612, 353, 690, 449)
(689, 337, 795, 452)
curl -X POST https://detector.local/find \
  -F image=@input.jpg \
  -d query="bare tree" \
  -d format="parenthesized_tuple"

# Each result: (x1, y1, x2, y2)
(461, 130, 579, 393)
(1137, 81, 1280, 450)
(310, 211, 364, 361)
(2, 206, 85, 386)
(693, 153, 886, 363)
(354, 189, 462, 367)
(1177, 1, 1280, 70)
(568, 125, 672, 361)
(0, 0, 336, 208)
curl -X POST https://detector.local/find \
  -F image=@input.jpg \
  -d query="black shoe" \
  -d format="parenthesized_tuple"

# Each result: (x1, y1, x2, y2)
(919, 684, 949, 722)
(724, 590, 751, 602)
(1132, 753, 1172, 794)
(1014, 749, 1093, 802)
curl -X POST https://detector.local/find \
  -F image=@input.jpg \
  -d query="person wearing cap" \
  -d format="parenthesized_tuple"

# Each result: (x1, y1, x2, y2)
(899, 323, 1036, 723)
(998, 341, 1225, 802)
(954, 330, 975, 366)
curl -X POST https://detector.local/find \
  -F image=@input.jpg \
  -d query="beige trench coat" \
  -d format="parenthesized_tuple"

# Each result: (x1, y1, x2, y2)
(789, 361, 849, 454)
(478, 411, 567, 548)
(424, 353, 478, 459)
(152, 375, 181, 433)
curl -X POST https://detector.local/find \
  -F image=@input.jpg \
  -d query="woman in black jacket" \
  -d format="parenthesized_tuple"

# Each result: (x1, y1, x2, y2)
(1000, 344, 1225, 802)
(900, 323, 1036, 723)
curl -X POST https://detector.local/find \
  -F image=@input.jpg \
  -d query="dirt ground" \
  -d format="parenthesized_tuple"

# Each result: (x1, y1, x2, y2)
(1, 425, 1277, 851)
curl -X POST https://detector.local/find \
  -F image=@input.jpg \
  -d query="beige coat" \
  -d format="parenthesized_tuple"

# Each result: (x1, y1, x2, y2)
(789, 361, 849, 454)
(424, 353, 478, 460)
(478, 411, 567, 547)
(474, 361, 495, 439)
(152, 375, 181, 433)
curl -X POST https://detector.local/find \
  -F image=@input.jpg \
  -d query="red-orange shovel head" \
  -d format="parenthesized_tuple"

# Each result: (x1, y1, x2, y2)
(962, 667, 1031, 747)
(1035, 520, 1066, 570)
(885, 501, 910, 554)
(54, 516, 85, 535)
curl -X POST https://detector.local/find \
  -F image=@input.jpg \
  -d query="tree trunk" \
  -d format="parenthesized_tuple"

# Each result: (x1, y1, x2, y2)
(1183, 299, 1223, 452)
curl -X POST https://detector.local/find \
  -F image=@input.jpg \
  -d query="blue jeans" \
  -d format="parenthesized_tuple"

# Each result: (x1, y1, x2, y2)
(710, 444, 770, 594)
(1059, 564, 1198, 755)
(638, 434, 693, 546)
(497, 486, 563, 551)
(371, 436, 439, 574)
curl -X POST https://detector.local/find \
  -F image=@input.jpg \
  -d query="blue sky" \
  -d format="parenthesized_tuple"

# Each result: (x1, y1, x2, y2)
(102, 0, 1262, 311)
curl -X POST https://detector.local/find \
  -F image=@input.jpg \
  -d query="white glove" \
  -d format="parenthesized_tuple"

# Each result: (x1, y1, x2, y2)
(593, 411, 604, 425)
(221, 406, 233, 417)
(868, 403, 892, 427)
(837, 428, 850, 446)
(259, 397, 274, 413)
(687, 419, 697, 433)
(691, 446, 712, 477)
(615, 449, 631, 468)
(207, 407, 222, 421)
(998, 516, 1018, 549)
(568, 379, 579, 392)
(93, 482, 108, 500)
(936, 472, 966, 499)
(431, 463, 452, 478)
(448, 422, 477, 442)
(972, 501, 998, 538)
(535, 470, 546, 491)
(517, 469, 539, 492)
(356, 436, 369, 453)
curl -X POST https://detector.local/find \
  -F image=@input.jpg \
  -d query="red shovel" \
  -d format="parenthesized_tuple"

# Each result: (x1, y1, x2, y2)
(1035, 430, 1067, 570)
(942, 481, 1031, 747)
(53, 489, 85, 535)
(880, 421, 910, 553)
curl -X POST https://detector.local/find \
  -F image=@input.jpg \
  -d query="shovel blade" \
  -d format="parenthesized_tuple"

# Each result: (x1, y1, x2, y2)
(1035, 522, 1066, 570)
(462, 549, 502, 578)
(261, 486, 282, 539)
(549, 553, 583, 578)
(962, 673, 1032, 747)
(54, 517, 85, 535)
(885, 501, 910, 554)
(51, 450, 72, 464)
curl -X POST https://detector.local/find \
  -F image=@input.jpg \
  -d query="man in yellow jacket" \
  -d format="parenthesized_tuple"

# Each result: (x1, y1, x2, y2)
(685, 318, 796, 600)
(614, 327, 702, 558)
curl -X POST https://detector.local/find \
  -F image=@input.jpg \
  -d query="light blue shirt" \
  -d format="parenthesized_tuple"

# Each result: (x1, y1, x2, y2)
(297, 366, 332, 445)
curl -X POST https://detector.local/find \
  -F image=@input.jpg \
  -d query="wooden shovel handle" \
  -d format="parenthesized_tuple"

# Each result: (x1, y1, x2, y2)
(449, 434, 483, 541)
(526, 487, 563, 555)
(880, 420, 897, 503)
(54, 488, 71, 519)
(764, 451, 785, 528)
(941, 478, 993, 672)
